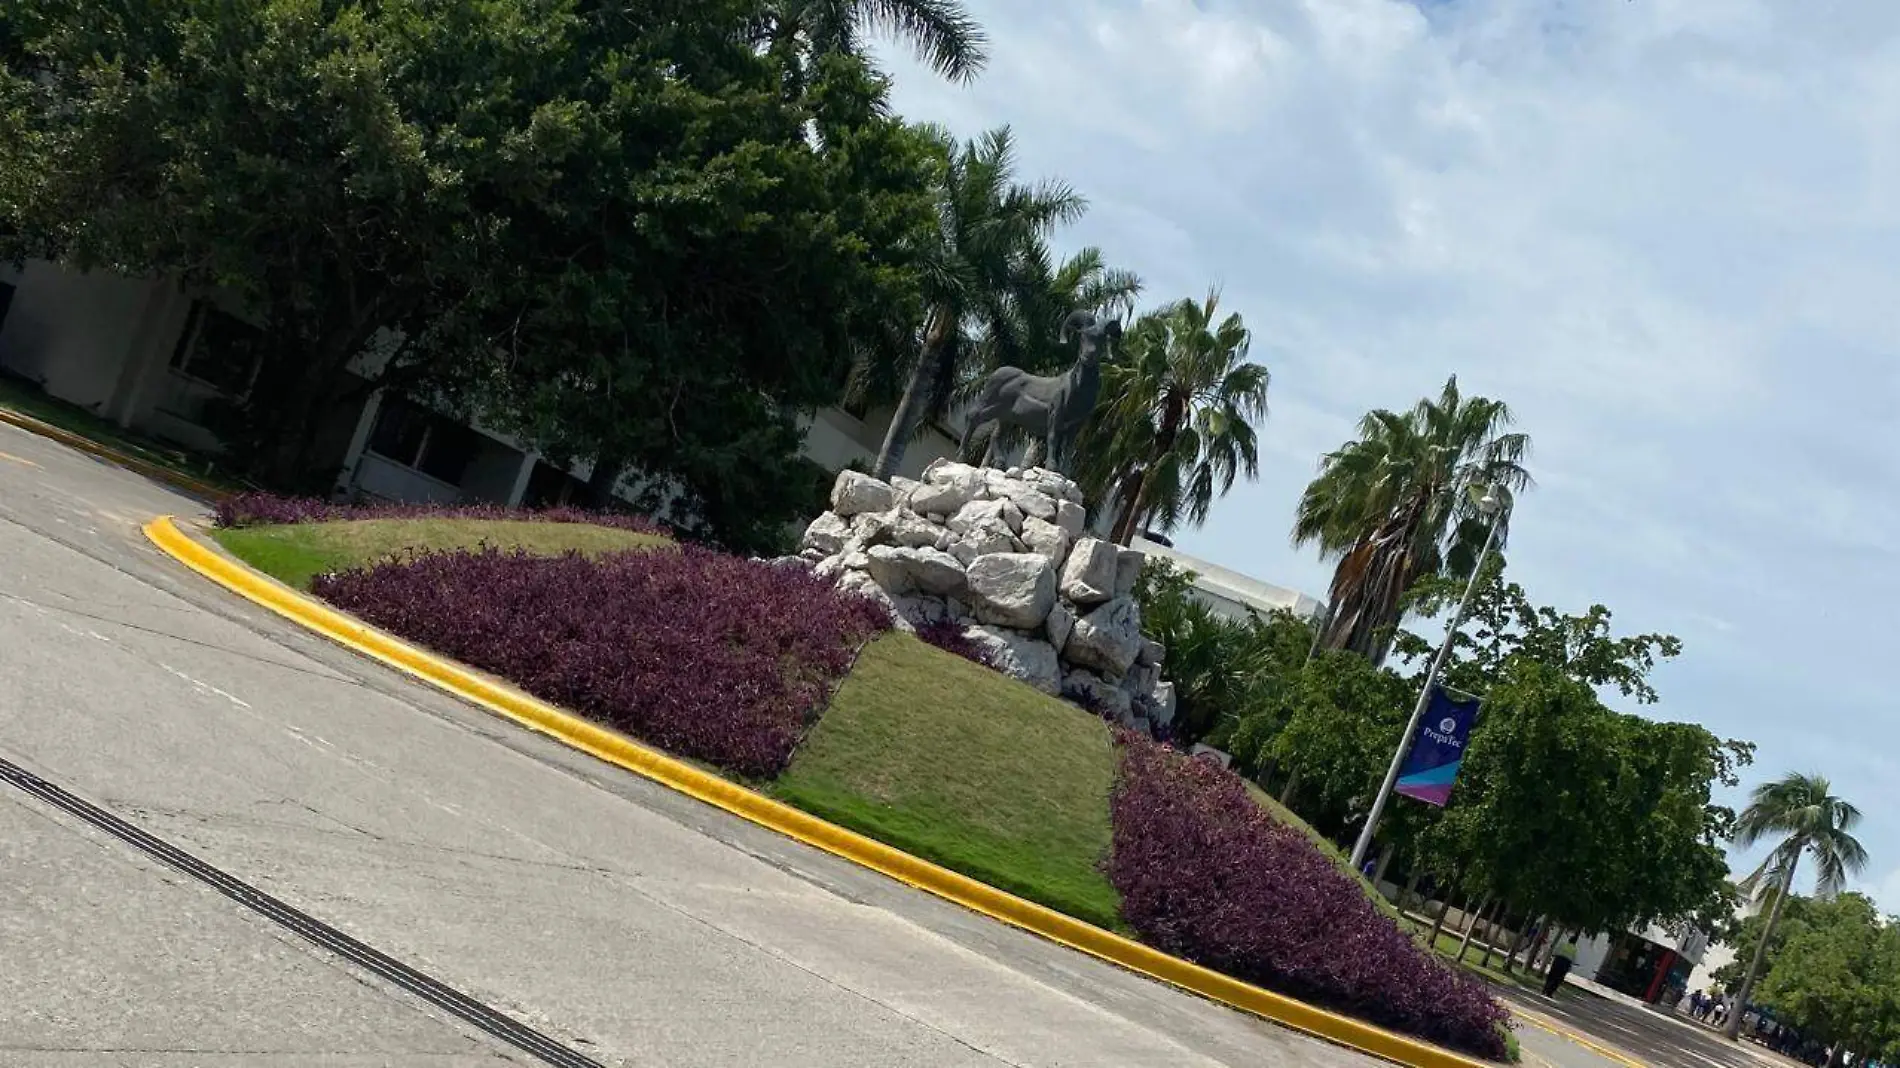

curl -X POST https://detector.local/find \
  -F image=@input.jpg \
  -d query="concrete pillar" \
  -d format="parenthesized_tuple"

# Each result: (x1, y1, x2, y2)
(105, 280, 191, 430)
(331, 390, 385, 500)
(504, 450, 538, 508)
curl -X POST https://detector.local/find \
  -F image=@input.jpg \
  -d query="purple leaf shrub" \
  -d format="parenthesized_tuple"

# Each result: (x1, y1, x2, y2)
(912, 620, 1000, 670)
(312, 545, 890, 778)
(1109, 736, 1511, 1060)
(215, 491, 666, 537)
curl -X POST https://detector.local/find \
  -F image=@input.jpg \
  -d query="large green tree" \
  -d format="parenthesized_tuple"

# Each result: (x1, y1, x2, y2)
(1080, 291, 1271, 545)
(1723, 773, 1869, 1039)
(3, 0, 939, 549)
(1755, 893, 1900, 1065)
(3, 0, 588, 483)
(437, 49, 942, 550)
(868, 125, 1087, 479)
(1392, 562, 1746, 949)
(1293, 376, 1531, 664)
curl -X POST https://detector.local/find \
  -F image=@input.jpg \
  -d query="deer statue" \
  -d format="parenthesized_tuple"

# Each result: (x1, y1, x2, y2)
(960, 310, 1121, 475)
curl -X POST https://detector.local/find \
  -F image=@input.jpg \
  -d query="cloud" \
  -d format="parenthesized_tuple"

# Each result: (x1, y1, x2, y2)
(873, 0, 1900, 909)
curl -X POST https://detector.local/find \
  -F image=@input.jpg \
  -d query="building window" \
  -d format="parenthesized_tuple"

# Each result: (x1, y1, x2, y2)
(366, 397, 478, 486)
(0, 280, 15, 334)
(169, 301, 264, 397)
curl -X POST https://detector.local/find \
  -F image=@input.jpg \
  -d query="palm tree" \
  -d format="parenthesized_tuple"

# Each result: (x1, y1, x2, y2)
(1292, 376, 1530, 664)
(1723, 773, 1868, 1040)
(767, 0, 989, 85)
(869, 125, 1086, 479)
(1080, 291, 1269, 545)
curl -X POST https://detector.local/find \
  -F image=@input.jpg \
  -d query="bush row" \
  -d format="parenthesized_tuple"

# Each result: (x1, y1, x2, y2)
(313, 545, 889, 778)
(215, 491, 667, 537)
(1108, 737, 1511, 1060)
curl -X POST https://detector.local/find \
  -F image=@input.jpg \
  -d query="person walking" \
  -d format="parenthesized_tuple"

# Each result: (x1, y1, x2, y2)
(1542, 930, 1580, 997)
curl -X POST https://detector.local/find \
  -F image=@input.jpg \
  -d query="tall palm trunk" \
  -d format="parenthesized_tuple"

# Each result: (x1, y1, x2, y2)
(873, 309, 952, 480)
(1110, 391, 1186, 544)
(1726, 859, 1796, 1039)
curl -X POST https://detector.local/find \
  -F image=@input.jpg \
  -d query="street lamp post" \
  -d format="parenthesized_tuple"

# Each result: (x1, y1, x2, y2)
(1347, 489, 1506, 873)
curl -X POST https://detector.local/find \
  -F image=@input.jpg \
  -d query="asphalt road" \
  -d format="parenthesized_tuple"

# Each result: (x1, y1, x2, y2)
(1497, 983, 1791, 1068)
(0, 421, 1393, 1067)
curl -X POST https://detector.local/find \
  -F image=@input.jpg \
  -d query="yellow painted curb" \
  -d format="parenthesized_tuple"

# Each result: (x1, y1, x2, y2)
(0, 406, 227, 500)
(146, 514, 1507, 1068)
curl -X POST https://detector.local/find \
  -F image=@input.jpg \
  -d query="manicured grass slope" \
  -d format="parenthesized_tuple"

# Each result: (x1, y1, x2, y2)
(772, 632, 1125, 930)
(215, 517, 669, 589)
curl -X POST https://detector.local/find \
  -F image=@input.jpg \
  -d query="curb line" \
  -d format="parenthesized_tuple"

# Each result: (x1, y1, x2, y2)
(145, 515, 1505, 1068)
(0, 407, 227, 500)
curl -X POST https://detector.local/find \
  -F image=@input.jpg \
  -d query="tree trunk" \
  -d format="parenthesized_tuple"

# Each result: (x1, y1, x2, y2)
(1727, 859, 1797, 1039)
(1110, 391, 1186, 545)
(1400, 864, 1424, 918)
(1508, 915, 1545, 974)
(1428, 896, 1453, 948)
(1484, 906, 1513, 968)
(1373, 843, 1395, 887)
(874, 312, 950, 480)
(1108, 469, 1148, 545)
(1458, 895, 1494, 961)
(1278, 768, 1300, 808)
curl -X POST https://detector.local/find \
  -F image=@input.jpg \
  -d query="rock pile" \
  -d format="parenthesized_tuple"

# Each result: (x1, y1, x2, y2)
(796, 461, 1175, 735)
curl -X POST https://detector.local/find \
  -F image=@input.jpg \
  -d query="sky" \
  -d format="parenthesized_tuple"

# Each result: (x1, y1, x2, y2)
(874, 0, 1900, 911)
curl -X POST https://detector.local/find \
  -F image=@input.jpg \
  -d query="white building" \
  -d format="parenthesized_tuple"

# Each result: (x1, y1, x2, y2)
(1567, 920, 1712, 1005)
(1132, 536, 1325, 622)
(0, 260, 967, 513)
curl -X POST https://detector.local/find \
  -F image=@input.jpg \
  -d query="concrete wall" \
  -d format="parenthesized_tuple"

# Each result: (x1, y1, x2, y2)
(801, 406, 962, 481)
(354, 452, 463, 504)
(459, 438, 533, 504)
(0, 263, 172, 413)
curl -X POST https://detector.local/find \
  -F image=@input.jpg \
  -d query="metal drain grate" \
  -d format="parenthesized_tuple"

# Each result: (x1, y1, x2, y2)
(0, 754, 611, 1068)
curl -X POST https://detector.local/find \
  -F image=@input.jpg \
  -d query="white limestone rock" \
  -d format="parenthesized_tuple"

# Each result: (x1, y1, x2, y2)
(1059, 537, 1118, 606)
(884, 509, 944, 550)
(1055, 499, 1086, 538)
(1138, 638, 1165, 668)
(835, 569, 898, 622)
(961, 625, 1062, 695)
(1045, 601, 1074, 654)
(801, 512, 852, 556)
(865, 545, 967, 598)
(1062, 667, 1132, 720)
(1065, 596, 1144, 677)
(1019, 516, 1071, 565)
(910, 463, 988, 515)
(1114, 546, 1146, 598)
(1146, 681, 1177, 729)
(948, 499, 1011, 536)
(831, 470, 894, 516)
(964, 552, 1057, 629)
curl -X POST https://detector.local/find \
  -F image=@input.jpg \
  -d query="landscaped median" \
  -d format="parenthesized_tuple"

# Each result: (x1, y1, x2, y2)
(157, 494, 1514, 1065)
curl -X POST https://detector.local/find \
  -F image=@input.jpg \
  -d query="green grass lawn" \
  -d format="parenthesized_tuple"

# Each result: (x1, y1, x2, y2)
(0, 373, 247, 493)
(772, 632, 1127, 930)
(213, 517, 671, 589)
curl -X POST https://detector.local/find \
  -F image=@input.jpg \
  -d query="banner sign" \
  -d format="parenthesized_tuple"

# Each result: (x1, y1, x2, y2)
(1395, 686, 1480, 807)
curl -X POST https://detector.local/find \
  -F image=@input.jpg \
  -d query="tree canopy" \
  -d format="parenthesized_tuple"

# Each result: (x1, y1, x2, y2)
(1294, 376, 1531, 664)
